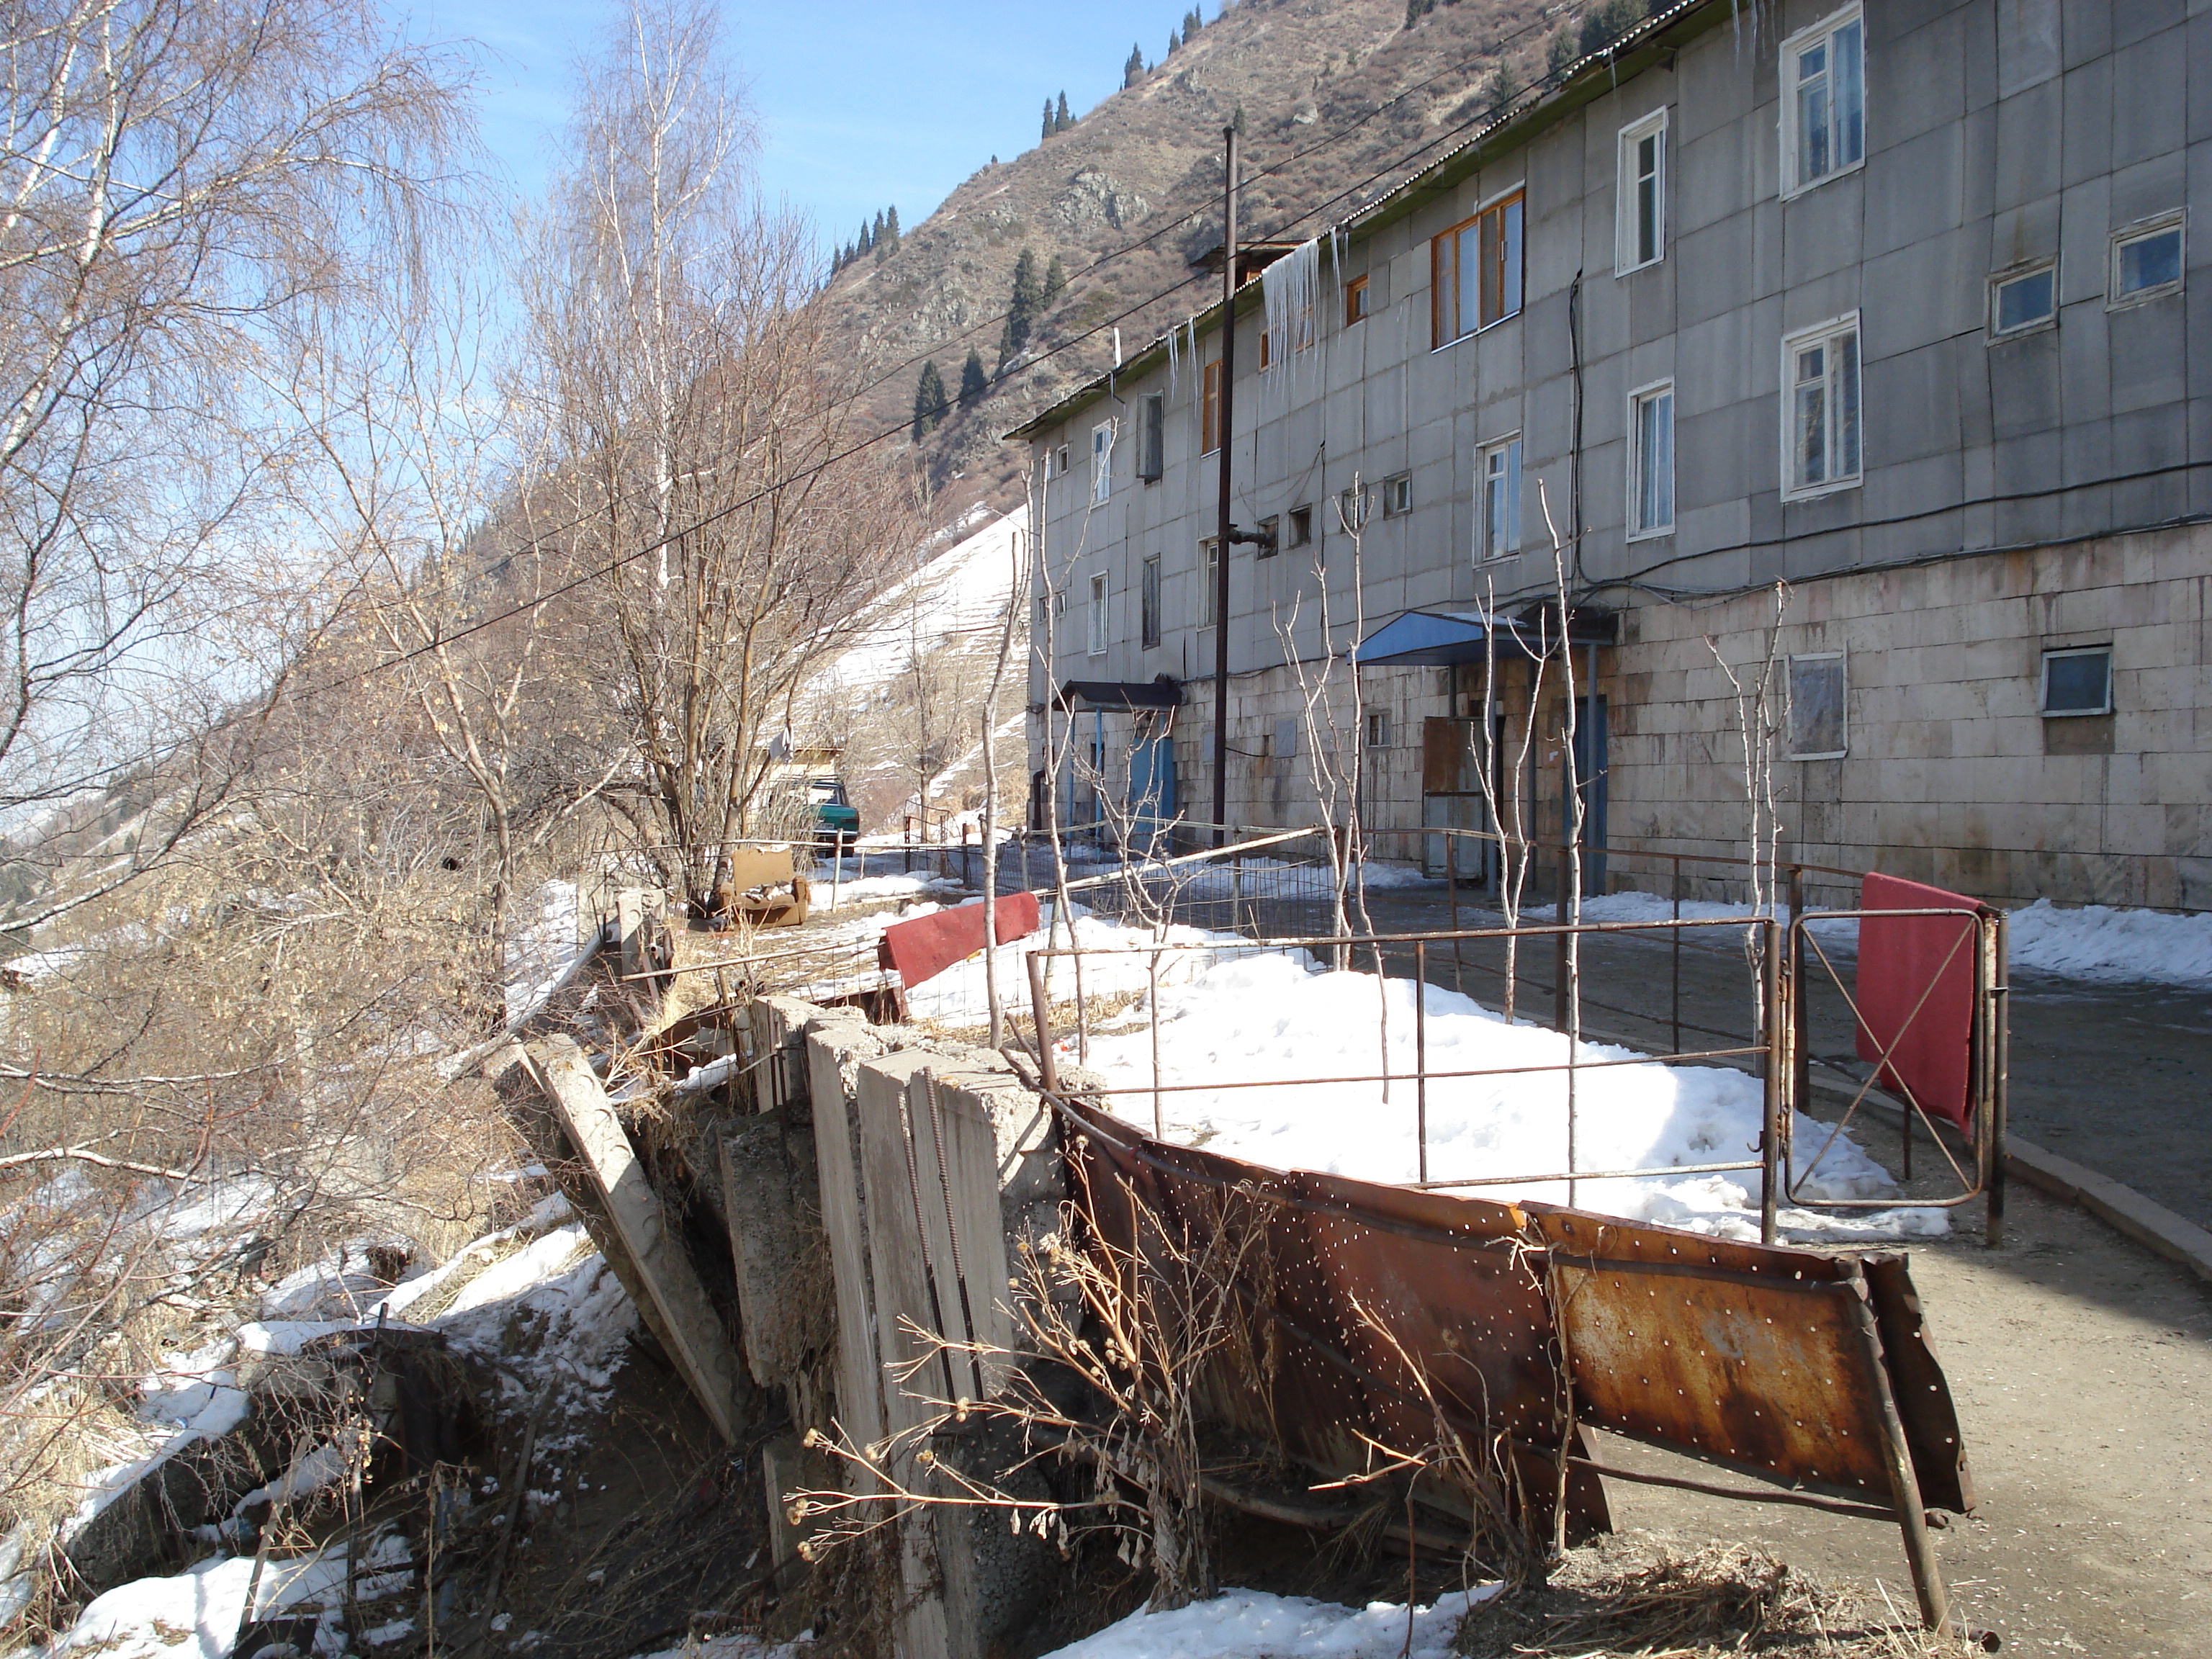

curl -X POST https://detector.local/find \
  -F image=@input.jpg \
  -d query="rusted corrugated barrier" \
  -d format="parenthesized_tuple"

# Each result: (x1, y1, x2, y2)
(1058, 1094, 1972, 1630)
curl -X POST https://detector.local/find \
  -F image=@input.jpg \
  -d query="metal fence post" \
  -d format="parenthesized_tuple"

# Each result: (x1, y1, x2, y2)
(1415, 940, 1429, 1186)
(1987, 910, 2010, 1249)
(1761, 914, 1783, 1246)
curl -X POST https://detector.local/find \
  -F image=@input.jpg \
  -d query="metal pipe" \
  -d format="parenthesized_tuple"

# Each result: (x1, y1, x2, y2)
(1148, 952, 1163, 1139)
(1414, 940, 1429, 1185)
(1413, 1157, 1766, 1190)
(1987, 909, 2010, 1249)
(1210, 123, 1238, 847)
(1847, 1264, 1956, 1634)
(1671, 853, 1683, 1053)
(1071, 1042, 1771, 1096)
(1761, 914, 1782, 1246)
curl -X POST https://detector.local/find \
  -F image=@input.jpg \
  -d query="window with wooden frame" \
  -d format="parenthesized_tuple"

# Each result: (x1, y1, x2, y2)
(1616, 109, 1668, 274)
(1780, 6, 1865, 197)
(1478, 436, 1521, 560)
(1200, 359, 1223, 454)
(1627, 380, 1675, 537)
(1344, 274, 1369, 325)
(1432, 189, 1524, 346)
(1138, 393, 1165, 480)
(1787, 653, 1848, 758)
(1087, 572, 1108, 656)
(1781, 314, 1861, 499)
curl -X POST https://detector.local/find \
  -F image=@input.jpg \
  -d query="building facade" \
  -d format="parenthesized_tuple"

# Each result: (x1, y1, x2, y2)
(1017, 0, 2212, 909)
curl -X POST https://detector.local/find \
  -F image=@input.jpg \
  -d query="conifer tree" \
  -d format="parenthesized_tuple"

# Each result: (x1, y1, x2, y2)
(1547, 27, 1578, 80)
(1184, 7, 1203, 37)
(1166, 27, 1179, 55)
(871, 209, 886, 248)
(1042, 253, 1067, 307)
(958, 346, 988, 405)
(1125, 43, 1146, 87)
(912, 360, 948, 440)
(878, 204, 900, 255)
(1042, 98, 1054, 142)
(1055, 91, 1071, 131)
(1483, 60, 1520, 116)
(997, 247, 1042, 369)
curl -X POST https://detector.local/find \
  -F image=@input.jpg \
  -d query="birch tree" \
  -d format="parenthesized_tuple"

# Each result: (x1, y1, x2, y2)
(516, 0, 918, 905)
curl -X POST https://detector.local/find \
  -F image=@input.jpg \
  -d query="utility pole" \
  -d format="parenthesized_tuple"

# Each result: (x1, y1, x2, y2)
(1210, 123, 1238, 846)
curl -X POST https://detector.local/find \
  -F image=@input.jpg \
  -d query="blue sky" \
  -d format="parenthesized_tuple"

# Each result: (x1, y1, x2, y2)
(403, 1, 1213, 253)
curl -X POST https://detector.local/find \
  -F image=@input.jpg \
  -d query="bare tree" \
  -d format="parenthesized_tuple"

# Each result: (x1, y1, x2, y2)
(0, 0, 467, 934)
(515, 0, 919, 907)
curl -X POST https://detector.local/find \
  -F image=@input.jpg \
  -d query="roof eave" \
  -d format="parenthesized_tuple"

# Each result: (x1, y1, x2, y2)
(1004, 0, 1734, 446)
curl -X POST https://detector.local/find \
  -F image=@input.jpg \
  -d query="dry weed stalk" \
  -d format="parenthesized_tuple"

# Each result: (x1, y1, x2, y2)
(788, 1180, 1272, 1611)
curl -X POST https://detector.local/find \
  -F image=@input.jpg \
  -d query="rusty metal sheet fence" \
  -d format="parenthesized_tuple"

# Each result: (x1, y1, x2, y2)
(1053, 1092, 1971, 1631)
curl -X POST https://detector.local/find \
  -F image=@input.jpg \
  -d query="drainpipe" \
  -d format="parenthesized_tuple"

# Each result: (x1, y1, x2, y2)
(1211, 124, 1238, 848)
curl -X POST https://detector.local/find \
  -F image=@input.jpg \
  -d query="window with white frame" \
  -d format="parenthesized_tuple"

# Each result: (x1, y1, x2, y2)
(1381, 473, 1412, 517)
(1787, 653, 1848, 759)
(1054, 444, 1070, 477)
(2110, 213, 2185, 307)
(1990, 261, 2057, 337)
(1628, 382, 1675, 536)
(1090, 421, 1114, 505)
(1617, 109, 1668, 274)
(1200, 539, 1220, 624)
(1781, 6, 1865, 197)
(2040, 645, 2112, 716)
(1336, 484, 1372, 534)
(1087, 572, 1108, 655)
(1782, 315, 1861, 498)
(1141, 554, 1161, 649)
(1479, 436, 1522, 559)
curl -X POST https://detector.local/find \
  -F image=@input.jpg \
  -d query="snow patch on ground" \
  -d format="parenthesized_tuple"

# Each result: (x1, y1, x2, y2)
(1080, 946, 1941, 1243)
(2005, 898, 2212, 987)
(1042, 1586, 1493, 1659)
(51, 1548, 349, 1657)
(807, 868, 966, 909)
(506, 879, 583, 1021)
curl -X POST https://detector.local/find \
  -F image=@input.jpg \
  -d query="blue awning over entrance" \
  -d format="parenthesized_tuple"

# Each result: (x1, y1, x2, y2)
(1352, 606, 1616, 666)
(1352, 608, 1525, 666)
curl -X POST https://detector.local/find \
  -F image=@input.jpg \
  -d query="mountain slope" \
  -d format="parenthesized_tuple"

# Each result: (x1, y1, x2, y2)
(818, 0, 1571, 525)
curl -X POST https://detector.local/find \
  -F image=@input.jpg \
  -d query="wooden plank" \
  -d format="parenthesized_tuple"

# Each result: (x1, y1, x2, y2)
(529, 1035, 744, 1443)
(804, 1012, 889, 1453)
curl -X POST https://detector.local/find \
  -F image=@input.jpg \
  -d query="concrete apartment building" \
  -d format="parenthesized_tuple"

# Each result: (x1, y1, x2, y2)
(1016, 0, 2212, 910)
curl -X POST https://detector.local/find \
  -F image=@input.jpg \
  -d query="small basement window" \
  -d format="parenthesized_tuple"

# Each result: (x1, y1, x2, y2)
(1787, 652, 1848, 759)
(2041, 645, 2111, 716)
(2111, 215, 2184, 306)
(1990, 262, 2057, 337)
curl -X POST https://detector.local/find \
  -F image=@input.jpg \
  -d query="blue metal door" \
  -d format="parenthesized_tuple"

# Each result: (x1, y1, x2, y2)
(1128, 734, 1177, 854)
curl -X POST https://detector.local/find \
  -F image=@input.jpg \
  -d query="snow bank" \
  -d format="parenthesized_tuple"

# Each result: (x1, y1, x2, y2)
(2005, 898, 2212, 987)
(53, 1548, 349, 1658)
(1043, 1586, 1493, 1659)
(1082, 950, 1942, 1243)
(808, 868, 966, 909)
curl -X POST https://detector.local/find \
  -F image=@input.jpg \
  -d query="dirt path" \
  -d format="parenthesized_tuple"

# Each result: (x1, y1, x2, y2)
(1595, 1179, 2212, 1656)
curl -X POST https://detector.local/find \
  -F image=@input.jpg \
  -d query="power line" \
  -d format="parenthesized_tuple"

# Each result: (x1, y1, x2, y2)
(316, 0, 1625, 696)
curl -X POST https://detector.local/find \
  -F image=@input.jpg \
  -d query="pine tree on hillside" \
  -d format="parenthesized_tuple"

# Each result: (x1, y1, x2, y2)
(912, 360, 949, 440)
(1125, 43, 1146, 87)
(1483, 61, 1521, 117)
(1042, 253, 1067, 307)
(958, 346, 988, 405)
(1055, 91, 1071, 131)
(879, 204, 901, 255)
(1579, 0, 1644, 56)
(1041, 98, 1054, 142)
(997, 247, 1043, 369)
(1547, 27, 1578, 80)
(1166, 27, 1179, 55)
(1184, 7, 1203, 37)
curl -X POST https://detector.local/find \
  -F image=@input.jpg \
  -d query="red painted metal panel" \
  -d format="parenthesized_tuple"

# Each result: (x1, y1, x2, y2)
(1854, 873, 1982, 1133)
(877, 892, 1041, 989)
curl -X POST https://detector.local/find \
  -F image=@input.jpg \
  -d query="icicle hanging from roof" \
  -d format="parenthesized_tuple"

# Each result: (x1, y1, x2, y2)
(1166, 313, 1184, 401)
(1260, 236, 1322, 399)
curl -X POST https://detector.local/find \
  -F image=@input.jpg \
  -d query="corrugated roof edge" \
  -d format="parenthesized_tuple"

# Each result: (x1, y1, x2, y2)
(1003, 0, 1730, 444)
